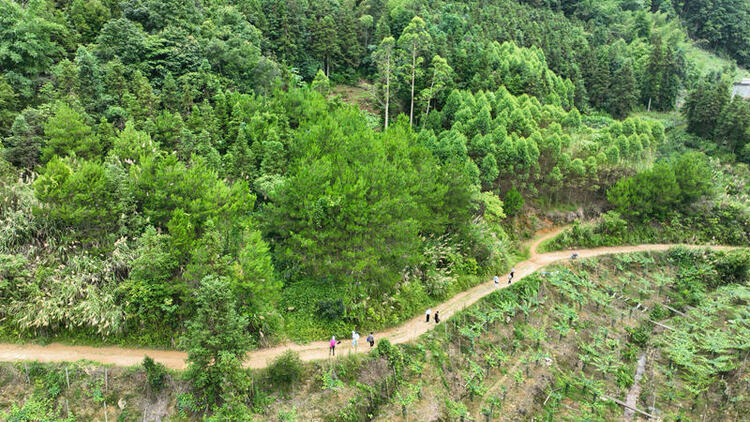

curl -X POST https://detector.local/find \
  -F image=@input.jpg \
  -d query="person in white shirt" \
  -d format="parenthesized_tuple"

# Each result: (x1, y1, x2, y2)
(352, 331, 360, 351)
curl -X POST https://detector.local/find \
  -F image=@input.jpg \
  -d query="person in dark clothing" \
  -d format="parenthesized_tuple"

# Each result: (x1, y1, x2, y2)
(367, 332, 375, 347)
(434, 311, 440, 324)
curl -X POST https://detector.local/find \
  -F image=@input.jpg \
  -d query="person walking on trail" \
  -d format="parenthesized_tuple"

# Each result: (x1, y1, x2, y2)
(434, 311, 440, 324)
(425, 308, 431, 323)
(367, 332, 375, 348)
(329, 336, 336, 356)
(510, 267, 515, 281)
(494, 275, 499, 288)
(352, 331, 360, 352)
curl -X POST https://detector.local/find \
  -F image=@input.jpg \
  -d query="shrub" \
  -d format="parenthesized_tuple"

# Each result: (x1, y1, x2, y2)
(183, 276, 250, 409)
(649, 304, 670, 321)
(266, 350, 303, 391)
(503, 187, 524, 217)
(626, 325, 651, 346)
(607, 162, 680, 220)
(671, 264, 711, 307)
(373, 339, 407, 377)
(713, 249, 750, 287)
(621, 344, 639, 362)
(615, 365, 634, 389)
(599, 211, 627, 238)
(316, 299, 345, 321)
(143, 356, 167, 393)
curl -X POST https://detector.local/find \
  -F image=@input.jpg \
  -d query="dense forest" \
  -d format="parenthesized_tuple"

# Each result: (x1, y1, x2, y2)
(0, 0, 749, 417)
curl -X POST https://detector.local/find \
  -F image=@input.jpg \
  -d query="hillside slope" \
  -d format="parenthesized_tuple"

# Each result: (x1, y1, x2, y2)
(2, 248, 748, 421)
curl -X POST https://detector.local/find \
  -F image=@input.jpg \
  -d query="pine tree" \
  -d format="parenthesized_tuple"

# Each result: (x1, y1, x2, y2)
(587, 47, 611, 111)
(161, 72, 181, 113)
(70, 0, 111, 43)
(336, 0, 363, 71)
(0, 75, 17, 137)
(608, 59, 638, 119)
(311, 15, 341, 76)
(684, 77, 729, 139)
(643, 36, 664, 110)
(311, 69, 331, 95)
(75, 46, 104, 113)
(4, 115, 40, 171)
(715, 97, 750, 153)
(42, 103, 101, 162)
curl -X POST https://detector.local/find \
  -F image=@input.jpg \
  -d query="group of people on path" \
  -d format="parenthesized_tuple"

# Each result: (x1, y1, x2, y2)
(330, 306, 443, 356)
(329, 331, 375, 356)
(425, 308, 440, 323)
(494, 267, 515, 288)
(330, 255, 582, 357)
(328, 264, 535, 357)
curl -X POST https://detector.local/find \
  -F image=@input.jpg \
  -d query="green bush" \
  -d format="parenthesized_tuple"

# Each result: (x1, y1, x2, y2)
(649, 304, 670, 321)
(143, 356, 167, 393)
(713, 249, 750, 286)
(316, 299, 345, 321)
(626, 325, 651, 346)
(503, 187, 524, 218)
(615, 365, 634, 389)
(373, 339, 407, 378)
(266, 350, 303, 391)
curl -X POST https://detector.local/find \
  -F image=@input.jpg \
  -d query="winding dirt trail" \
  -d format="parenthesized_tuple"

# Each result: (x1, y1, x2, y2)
(0, 231, 735, 370)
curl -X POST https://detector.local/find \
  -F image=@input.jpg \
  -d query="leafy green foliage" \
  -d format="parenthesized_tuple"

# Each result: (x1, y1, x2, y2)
(143, 356, 168, 393)
(607, 152, 713, 220)
(266, 350, 303, 392)
(183, 275, 249, 409)
(503, 188, 524, 218)
(0, 0, 744, 362)
(685, 76, 750, 161)
(42, 103, 101, 162)
(674, 0, 750, 67)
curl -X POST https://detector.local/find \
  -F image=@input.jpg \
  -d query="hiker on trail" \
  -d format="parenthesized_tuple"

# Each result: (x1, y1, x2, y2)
(425, 308, 431, 323)
(571, 252, 578, 259)
(329, 336, 336, 356)
(352, 331, 360, 351)
(434, 311, 440, 324)
(510, 267, 515, 281)
(367, 332, 375, 348)
(494, 275, 499, 288)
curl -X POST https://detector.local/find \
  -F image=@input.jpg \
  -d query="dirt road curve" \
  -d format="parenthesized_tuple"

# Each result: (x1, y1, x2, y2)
(0, 231, 735, 370)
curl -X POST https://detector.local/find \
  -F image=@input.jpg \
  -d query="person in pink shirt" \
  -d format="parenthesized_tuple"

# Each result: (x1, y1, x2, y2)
(329, 336, 336, 356)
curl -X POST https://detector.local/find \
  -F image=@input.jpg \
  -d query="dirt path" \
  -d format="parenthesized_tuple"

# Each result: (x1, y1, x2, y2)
(0, 237, 735, 370)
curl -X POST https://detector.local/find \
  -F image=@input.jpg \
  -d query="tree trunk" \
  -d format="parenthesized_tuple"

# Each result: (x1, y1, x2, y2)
(424, 79, 435, 121)
(385, 59, 390, 130)
(410, 48, 416, 127)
